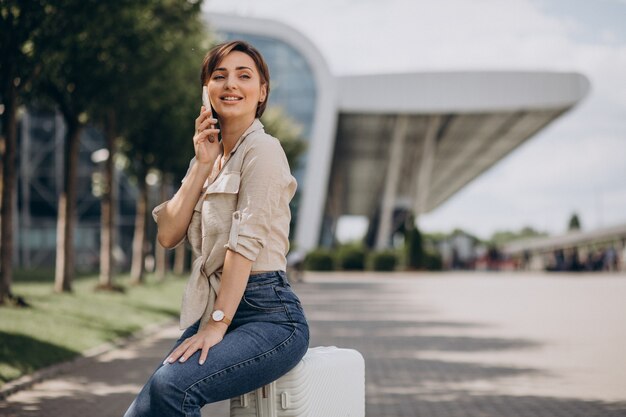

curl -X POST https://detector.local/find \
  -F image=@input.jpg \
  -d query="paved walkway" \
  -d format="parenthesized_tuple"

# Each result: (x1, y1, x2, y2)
(1, 271, 626, 416)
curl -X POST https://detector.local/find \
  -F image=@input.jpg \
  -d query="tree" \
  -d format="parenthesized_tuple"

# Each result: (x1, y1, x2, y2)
(19, 0, 205, 291)
(0, 0, 58, 303)
(117, 2, 209, 284)
(29, 0, 136, 292)
(568, 213, 581, 231)
(490, 226, 548, 246)
(404, 214, 424, 270)
(89, 0, 206, 288)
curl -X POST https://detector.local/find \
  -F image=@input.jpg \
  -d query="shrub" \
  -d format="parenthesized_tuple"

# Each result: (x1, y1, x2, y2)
(304, 249, 335, 271)
(405, 224, 424, 269)
(337, 244, 366, 271)
(368, 250, 398, 271)
(424, 249, 443, 271)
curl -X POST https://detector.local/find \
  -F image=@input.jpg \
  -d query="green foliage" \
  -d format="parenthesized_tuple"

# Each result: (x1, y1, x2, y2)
(490, 226, 548, 246)
(110, 0, 211, 181)
(336, 244, 367, 271)
(12, 0, 209, 181)
(304, 249, 335, 271)
(405, 219, 424, 269)
(0, 0, 50, 91)
(568, 213, 582, 231)
(368, 250, 398, 271)
(261, 107, 308, 173)
(423, 249, 443, 271)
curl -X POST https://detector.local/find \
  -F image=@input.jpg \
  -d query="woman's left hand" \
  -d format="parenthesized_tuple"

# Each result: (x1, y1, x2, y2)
(164, 324, 226, 366)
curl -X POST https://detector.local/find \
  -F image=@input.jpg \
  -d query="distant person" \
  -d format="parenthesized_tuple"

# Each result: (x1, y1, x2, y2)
(588, 249, 604, 271)
(604, 246, 617, 272)
(554, 249, 565, 271)
(124, 41, 309, 417)
(522, 250, 531, 270)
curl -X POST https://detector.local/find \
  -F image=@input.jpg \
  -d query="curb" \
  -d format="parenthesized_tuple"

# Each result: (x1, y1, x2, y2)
(0, 319, 177, 401)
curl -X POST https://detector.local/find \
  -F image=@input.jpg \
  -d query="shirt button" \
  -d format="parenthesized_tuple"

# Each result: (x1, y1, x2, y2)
(233, 212, 240, 220)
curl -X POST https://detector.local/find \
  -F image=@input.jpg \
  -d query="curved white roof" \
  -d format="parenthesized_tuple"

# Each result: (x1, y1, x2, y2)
(338, 71, 590, 113)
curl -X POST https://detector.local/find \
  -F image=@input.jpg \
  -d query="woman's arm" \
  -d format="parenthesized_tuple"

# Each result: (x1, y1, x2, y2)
(165, 249, 252, 365)
(156, 107, 220, 248)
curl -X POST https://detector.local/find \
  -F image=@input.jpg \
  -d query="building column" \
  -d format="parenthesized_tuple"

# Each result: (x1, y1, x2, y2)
(375, 115, 409, 250)
(414, 115, 440, 219)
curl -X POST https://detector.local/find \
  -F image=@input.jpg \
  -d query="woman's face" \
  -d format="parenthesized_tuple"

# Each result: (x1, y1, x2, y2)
(207, 51, 267, 123)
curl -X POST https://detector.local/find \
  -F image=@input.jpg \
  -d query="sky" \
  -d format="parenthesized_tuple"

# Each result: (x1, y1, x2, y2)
(204, 0, 626, 241)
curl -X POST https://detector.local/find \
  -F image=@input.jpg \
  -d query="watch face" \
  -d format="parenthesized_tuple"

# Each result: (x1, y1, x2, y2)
(212, 310, 225, 321)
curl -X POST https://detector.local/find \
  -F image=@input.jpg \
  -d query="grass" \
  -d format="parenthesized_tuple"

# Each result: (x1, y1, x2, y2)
(0, 269, 186, 386)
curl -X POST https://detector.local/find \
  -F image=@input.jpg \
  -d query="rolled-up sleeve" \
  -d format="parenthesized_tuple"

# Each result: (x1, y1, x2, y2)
(152, 200, 169, 223)
(225, 138, 290, 262)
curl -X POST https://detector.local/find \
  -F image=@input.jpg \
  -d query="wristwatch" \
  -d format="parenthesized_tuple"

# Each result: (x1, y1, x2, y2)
(211, 309, 232, 326)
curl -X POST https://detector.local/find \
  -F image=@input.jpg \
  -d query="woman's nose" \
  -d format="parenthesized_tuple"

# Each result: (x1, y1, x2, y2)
(224, 74, 236, 89)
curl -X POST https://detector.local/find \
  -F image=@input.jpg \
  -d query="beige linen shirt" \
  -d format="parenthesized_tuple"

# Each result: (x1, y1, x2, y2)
(152, 119, 297, 329)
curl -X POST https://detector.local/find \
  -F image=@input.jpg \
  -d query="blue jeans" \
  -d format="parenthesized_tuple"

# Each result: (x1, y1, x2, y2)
(123, 271, 309, 417)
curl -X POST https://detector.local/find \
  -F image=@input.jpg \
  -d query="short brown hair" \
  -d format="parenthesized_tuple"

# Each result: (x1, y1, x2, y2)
(201, 40, 270, 119)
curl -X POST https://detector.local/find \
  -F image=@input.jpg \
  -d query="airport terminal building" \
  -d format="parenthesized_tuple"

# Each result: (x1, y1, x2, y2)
(13, 13, 589, 269)
(206, 13, 589, 252)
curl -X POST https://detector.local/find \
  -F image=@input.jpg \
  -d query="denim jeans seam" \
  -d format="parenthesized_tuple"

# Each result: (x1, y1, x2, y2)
(273, 286, 294, 323)
(181, 323, 297, 413)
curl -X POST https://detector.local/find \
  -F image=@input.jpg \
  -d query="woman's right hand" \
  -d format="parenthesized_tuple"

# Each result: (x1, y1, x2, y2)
(193, 106, 221, 165)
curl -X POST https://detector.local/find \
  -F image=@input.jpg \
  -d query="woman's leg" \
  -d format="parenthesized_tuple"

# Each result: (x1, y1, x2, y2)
(123, 271, 309, 417)
(123, 321, 200, 417)
(147, 320, 307, 417)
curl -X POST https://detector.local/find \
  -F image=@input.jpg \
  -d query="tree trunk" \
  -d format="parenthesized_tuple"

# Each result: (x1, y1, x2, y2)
(0, 81, 17, 304)
(174, 243, 186, 276)
(155, 180, 168, 281)
(99, 111, 116, 288)
(54, 119, 81, 293)
(130, 175, 148, 285)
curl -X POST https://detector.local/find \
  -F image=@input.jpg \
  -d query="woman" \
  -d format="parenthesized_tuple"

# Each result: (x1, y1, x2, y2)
(124, 40, 309, 417)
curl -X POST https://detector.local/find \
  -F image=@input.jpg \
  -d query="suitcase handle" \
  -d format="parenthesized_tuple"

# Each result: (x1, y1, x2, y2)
(238, 393, 249, 408)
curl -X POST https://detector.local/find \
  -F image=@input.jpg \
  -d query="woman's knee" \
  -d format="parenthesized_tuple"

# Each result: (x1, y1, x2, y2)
(150, 365, 183, 396)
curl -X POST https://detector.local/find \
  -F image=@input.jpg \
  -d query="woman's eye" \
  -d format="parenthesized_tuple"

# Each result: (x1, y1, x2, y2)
(240, 74, 251, 79)
(213, 75, 225, 80)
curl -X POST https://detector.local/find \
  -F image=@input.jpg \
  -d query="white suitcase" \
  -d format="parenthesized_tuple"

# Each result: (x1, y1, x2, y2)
(230, 346, 365, 417)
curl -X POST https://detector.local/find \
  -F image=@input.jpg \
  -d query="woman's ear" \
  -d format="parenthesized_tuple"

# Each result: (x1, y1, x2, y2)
(259, 83, 267, 103)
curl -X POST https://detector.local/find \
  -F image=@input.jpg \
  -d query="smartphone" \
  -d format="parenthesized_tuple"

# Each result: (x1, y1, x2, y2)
(202, 86, 219, 142)
(202, 86, 211, 111)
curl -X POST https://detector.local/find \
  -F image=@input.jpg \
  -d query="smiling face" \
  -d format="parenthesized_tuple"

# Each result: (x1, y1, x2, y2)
(207, 51, 267, 124)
